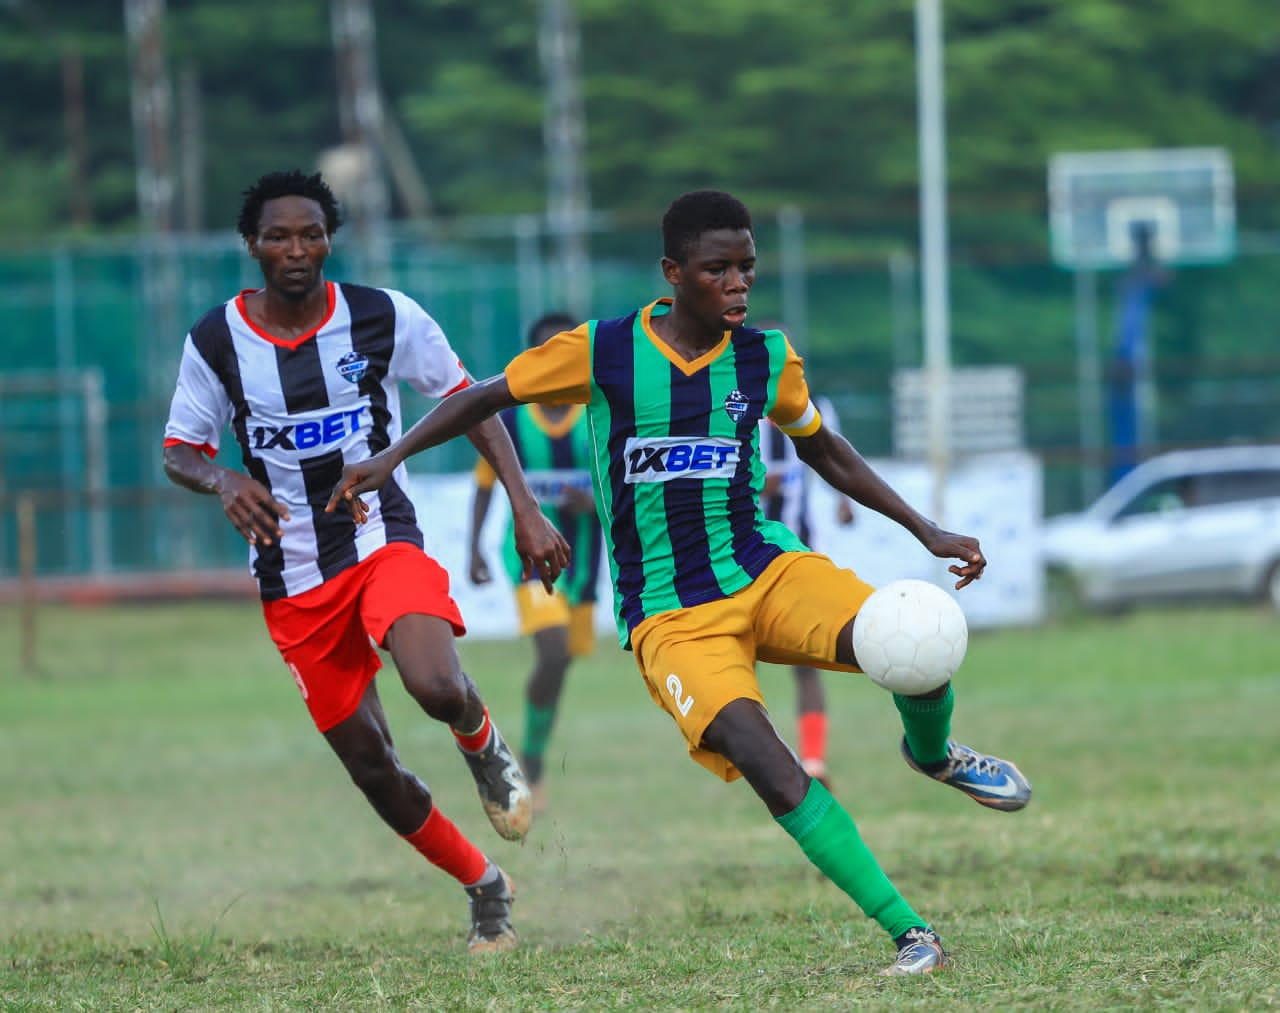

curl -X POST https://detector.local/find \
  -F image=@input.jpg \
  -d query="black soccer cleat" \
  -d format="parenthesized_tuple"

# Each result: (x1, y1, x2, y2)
(458, 724, 534, 841)
(465, 869, 517, 954)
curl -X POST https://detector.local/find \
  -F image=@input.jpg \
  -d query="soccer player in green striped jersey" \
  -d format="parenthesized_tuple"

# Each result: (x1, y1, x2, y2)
(329, 189, 1032, 977)
(468, 311, 605, 815)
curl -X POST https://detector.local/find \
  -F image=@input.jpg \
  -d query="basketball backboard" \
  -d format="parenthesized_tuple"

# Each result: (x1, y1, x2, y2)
(1048, 147, 1235, 270)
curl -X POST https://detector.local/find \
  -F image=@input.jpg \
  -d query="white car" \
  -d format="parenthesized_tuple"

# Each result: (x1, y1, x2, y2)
(1041, 445, 1280, 613)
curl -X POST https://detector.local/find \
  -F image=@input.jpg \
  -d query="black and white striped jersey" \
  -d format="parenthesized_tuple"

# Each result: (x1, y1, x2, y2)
(758, 395, 840, 547)
(164, 281, 468, 600)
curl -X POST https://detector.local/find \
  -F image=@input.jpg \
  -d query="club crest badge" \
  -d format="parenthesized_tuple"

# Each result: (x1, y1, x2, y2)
(723, 389, 750, 423)
(336, 351, 369, 384)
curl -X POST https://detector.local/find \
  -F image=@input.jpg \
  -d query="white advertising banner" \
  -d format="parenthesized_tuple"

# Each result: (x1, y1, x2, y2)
(407, 450, 1043, 640)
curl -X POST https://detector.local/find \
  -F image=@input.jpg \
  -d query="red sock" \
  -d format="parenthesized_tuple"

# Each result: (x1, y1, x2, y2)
(402, 806, 488, 885)
(797, 711, 828, 767)
(453, 707, 492, 753)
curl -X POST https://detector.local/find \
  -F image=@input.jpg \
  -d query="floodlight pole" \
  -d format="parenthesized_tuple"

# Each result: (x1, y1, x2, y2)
(915, 0, 951, 529)
(1074, 269, 1105, 503)
(540, 0, 591, 319)
(778, 205, 808, 344)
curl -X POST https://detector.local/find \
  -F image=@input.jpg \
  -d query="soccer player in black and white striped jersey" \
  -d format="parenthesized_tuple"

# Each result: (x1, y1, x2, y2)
(756, 326, 856, 790)
(162, 170, 570, 953)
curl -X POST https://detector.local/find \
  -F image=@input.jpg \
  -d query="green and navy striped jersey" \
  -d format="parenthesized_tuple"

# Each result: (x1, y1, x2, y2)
(584, 304, 809, 644)
(479, 404, 603, 606)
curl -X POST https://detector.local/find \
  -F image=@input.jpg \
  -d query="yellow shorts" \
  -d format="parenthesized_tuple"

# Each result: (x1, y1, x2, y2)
(630, 552, 874, 781)
(514, 583, 596, 658)
(568, 603, 597, 658)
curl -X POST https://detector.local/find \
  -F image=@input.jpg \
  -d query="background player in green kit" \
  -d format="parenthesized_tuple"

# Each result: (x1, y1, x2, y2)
(468, 311, 605, 814)
(328, 189, 1032, 978)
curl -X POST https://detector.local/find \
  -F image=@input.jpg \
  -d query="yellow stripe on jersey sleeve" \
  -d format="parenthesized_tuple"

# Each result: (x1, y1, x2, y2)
(768, 340, 822, 436)
(505, 323, 593, 404)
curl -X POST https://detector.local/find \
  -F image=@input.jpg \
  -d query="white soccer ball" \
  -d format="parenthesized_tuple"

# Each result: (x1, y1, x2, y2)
(851, 579, 968, 695)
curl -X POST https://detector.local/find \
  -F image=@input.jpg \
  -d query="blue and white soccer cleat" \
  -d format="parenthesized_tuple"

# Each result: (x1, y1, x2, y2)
(901, 738, 1032, 811)
(881, 927, 948, 976)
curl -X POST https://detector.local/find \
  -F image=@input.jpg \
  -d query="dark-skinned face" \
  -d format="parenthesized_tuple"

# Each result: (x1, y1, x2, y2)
(662, 227, 756, 333)
(248, 195, 331, 301)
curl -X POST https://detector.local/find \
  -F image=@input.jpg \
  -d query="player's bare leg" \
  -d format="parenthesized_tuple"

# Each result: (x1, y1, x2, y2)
(323, 678, 433, 834)
(387, 613, 533, 841)
(324, 680, 517, 952)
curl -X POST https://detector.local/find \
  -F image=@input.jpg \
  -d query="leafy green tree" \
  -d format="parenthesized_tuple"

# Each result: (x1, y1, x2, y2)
(0, 0, 1277, 241)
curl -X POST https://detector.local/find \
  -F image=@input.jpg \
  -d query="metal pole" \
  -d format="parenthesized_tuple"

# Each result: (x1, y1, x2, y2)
(1074, 269, 1104, 503)
(540, 0, 591, 317)
(178, 64, 204, 232)
(778, 205, 808, 344)
(83, 369, 110, 576)
(915, 0, 952, 528)
(515, 214, 544, 335)
(888, 249, 917, 371)
(18, 493, 37, 675)
(124, 0, 175, 235)
(330, 0, 391, 283)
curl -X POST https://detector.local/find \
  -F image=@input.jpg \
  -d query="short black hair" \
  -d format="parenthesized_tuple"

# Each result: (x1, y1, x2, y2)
(526, 310, 578, 348)
(661, 190, 753, 263)
(237, 170, 342, 239)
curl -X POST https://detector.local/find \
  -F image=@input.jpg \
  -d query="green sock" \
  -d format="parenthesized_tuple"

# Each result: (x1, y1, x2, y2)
(894, 684, 954, 767)
(775, 779, 926, 939)
(523, 703, 557, 765)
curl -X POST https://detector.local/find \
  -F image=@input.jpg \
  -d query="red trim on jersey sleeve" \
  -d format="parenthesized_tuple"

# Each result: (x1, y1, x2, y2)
(441, 371, 471, 397)
(234, 281, 337, 349)
(163, 437, 217, 458)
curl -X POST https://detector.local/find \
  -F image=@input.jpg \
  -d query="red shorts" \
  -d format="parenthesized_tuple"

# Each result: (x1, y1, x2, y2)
(261, 542, 466, 733)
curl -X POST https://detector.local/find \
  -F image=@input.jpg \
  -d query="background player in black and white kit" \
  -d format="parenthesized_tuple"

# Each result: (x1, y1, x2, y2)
(759, 379, 855, 789)
(162, 170, 569, 954)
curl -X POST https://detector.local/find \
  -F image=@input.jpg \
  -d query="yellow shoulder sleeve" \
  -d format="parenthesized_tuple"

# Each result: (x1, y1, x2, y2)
(767, 339, 822, 437)
(505, 323, 592, 403)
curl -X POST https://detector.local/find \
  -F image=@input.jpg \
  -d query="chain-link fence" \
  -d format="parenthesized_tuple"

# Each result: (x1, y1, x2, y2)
(3, 211, 1279, 580)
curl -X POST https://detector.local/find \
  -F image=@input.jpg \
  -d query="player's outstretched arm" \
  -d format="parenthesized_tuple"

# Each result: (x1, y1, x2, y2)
(793, 426, 986, 588)
(325, 374, 516, 519)
(164, 442, 290, 546)
(466, 409, 571, 592)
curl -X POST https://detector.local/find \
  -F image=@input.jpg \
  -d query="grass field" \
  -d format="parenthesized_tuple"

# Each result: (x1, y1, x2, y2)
(2, 600, 1277, 1011)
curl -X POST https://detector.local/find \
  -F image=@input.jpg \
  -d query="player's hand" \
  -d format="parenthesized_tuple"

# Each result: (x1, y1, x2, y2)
(325, 454, 398, 523)
(218, 472, 290, 546)
(836, 499, 855, 526)
(920, 527, 987, 589)
(513, 506, 571, 593)
(469, 551, 492, 586)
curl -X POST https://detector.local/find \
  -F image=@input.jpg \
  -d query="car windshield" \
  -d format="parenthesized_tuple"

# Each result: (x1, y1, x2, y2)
(1196, 468, 1280, 505)
(1113, 477, 1192, 520)
(1108, 465, 1280, 522)
(1083, 450, 1280, 523)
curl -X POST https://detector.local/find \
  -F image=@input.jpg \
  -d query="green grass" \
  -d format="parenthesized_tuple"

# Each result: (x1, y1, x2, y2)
(2, 601, 1278, 1011)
